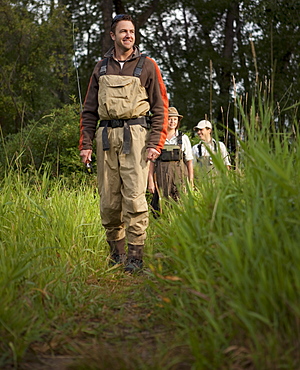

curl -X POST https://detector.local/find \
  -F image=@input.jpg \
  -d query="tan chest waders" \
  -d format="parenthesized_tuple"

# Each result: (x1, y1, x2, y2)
(95, 54, 151, 245)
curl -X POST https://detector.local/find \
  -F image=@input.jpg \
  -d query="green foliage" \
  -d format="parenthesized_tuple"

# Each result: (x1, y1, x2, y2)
(1, 0, 300, 152)
(0, 0, 75, 135)
(149, 95, 300, 369)
(0, 102, 88, 177)
(140, 0, 300, 142)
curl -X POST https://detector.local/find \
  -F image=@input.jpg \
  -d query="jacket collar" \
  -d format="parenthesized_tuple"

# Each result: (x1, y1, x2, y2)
(104, 45, 141, 60)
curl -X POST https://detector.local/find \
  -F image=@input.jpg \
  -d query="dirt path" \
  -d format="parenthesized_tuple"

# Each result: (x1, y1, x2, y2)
(14, 272, 186, 370)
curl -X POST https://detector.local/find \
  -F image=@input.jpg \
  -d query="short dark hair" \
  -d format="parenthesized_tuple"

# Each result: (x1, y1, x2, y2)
(111, 14, 134, 33)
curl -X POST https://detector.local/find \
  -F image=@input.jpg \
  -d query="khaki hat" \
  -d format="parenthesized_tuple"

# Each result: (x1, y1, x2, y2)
(168, 107, 183, 119)
(193, 120, 212, 130)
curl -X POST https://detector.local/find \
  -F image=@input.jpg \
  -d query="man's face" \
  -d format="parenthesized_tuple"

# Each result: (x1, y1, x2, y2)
(168, 116, 178, 131)
(196, 127, 211, 143)
(110, 20, 135, 52)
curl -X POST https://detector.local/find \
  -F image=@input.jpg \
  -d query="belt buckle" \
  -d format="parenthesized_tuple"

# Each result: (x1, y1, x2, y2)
(111, 119, 123, 128)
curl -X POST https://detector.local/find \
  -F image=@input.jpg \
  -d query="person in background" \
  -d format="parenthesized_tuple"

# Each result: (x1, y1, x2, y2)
(79, 14, 168, 273)
(148, 107, 194, 214)
(192, 119, 231, 170)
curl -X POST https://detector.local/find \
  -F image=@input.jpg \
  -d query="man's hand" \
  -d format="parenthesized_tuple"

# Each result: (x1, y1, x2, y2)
(147, 180, 155, 194)
(146, 148, 160, 162)
(80, 149, 92, 164)
(147, 174, 155, 193)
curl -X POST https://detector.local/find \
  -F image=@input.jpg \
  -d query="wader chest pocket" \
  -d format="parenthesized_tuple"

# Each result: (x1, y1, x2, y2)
(160, 147, 182, 162)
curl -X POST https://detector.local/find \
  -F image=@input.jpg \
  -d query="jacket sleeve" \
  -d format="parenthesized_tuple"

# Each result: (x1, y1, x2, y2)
(79, 62, 101, 151)
(144, 57, 168, 153)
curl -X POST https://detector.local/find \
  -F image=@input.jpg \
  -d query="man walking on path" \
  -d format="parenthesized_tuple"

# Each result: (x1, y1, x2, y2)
(79, 14, 168, 272)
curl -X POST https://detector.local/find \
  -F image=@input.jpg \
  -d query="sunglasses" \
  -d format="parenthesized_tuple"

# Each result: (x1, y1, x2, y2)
(111, 14, 126, 27)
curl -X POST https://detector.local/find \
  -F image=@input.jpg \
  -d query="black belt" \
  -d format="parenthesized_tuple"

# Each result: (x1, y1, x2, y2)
(99, 117, 148, 154)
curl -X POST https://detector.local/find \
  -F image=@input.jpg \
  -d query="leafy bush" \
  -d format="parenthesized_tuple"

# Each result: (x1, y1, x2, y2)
(0, 102, 91, 177)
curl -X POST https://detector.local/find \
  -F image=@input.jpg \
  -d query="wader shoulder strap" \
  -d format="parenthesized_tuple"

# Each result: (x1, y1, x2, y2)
(177, 131, 183, 147)
(133, 54, 147, 77)
(197, 140, 218, 157)
(213, 139, 217, 152)
(99, 57, 109, 76)
(177, 131, 186, 162)
(197, 143, 202, 157)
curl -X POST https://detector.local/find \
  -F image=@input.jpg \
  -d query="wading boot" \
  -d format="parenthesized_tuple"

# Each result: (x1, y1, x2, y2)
(125, 244, 143, 273)
(108, 238, 126, 266)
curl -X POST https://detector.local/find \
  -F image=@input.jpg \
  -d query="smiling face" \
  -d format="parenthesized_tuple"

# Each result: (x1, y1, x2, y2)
(110, 20, 135, 54)
(196, 127, 212, 143)
(168, 116, 179, 131)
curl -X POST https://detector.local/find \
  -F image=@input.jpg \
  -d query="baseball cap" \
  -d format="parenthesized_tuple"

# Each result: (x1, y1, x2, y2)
(193, 120, 212, 130)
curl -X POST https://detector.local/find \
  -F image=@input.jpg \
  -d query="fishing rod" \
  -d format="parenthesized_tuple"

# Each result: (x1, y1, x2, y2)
(72, 22, 83, 112)
(72, 22, 93, 174)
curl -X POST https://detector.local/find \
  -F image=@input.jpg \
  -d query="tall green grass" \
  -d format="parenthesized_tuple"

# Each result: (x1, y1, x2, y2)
(150, 99, 300, 369)
(0, 168, 180, 369)
(0, 171, 106, 365)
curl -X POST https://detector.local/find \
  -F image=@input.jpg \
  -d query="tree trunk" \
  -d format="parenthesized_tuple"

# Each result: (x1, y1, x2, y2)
(113, 0, 125, 14)
(101, 0, 113, 56)
(135, 0, 160, 45)
(219, 2, 238, 100)
(216, 2, 239, 132)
